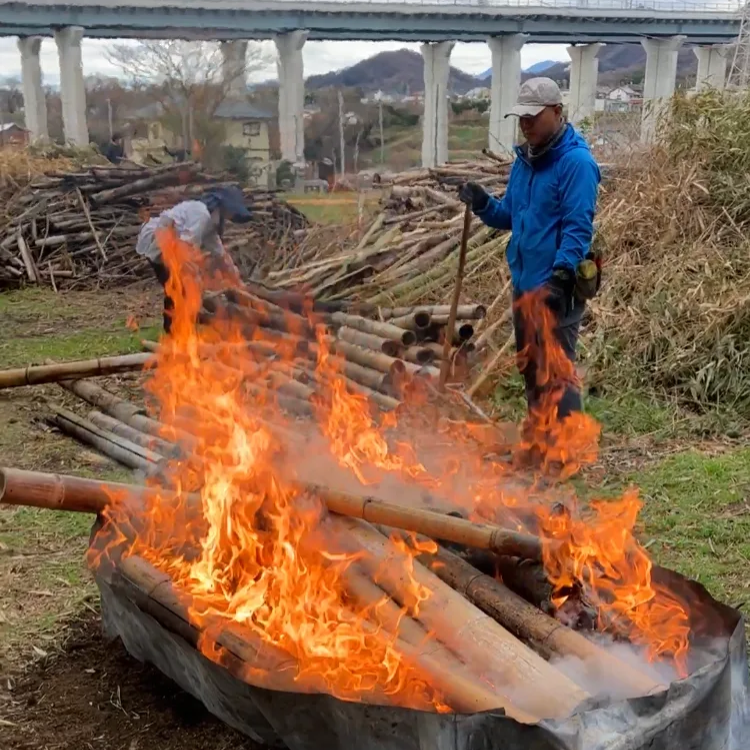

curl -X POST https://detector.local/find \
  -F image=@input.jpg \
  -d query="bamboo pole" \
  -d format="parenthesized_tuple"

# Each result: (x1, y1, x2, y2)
(0, 467, 167, 513)
(328, 312, 416, 347)
(330, 340, 405, 377)
(0, 352, 152, 389)
(388, 311, 432, 331)
(309, 484, 543, 561)
(422, 546, 666, 697)
(50, 408, 156, 472)
(342, 519, 588, 721)
(467, 332, 516, 398)
(88, 410, 178, 458)
(337, 326, 400, 357)
(439, 205, 472, 391)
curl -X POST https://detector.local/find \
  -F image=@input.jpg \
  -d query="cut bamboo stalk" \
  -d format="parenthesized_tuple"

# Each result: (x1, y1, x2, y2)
(337, 326, 400, 357)
(88, 410, 179, 458)
(388, 311, 432, 331)
(475, 307, 513, 351)
(0, 467, 173, 514)
(50, 408, 155, 472)
(331, 340, 405, 377)
(342, 519, 588, 721)
(328, 312, 416, 346)
(423, 546, 666, 697)
(400, 347, 435, 366)
(309, 484, 543, 561)
(0, 352, 152, 389)
(59, 379, 198, 451)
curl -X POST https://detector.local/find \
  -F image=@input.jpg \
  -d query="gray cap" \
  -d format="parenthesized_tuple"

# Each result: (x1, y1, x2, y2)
(506, 77, 563, 118)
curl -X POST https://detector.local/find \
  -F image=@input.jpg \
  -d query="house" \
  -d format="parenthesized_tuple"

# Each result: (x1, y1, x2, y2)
(463, 87, 491, 101)
(603, 85, 643, 113)
(126, 99, 274, 187)
(0, 122, 29, 147)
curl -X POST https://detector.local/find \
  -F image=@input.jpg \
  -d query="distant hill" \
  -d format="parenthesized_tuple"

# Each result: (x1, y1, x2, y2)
(526, 60, 558, 75)
(536, 44, 698, 86)
(306, 49, 481, 95)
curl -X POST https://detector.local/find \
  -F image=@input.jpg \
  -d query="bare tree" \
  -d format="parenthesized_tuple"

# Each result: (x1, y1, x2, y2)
(106, 40, 271, 152)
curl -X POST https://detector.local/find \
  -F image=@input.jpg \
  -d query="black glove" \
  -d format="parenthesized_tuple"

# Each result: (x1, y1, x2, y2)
(545, 268, 575, 318)
(458, 182, 489, 213)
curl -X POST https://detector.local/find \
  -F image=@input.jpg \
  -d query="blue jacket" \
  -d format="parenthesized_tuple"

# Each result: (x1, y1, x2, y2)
(476, 124, 600, 293)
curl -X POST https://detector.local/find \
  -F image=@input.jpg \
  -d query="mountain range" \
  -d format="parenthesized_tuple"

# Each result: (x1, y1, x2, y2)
(305, 46, 699, 94)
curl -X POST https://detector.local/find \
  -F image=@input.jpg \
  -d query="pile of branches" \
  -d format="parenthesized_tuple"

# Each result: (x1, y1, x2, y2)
(587, 89, 750, 414)
(0, 161, 308, 290)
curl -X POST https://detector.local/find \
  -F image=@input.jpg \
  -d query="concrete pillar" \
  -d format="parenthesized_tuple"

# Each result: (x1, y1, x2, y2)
(221, 40, 248, 99)
(567, 43, 603, 126)
(54, 26, 88, 146)
(487, 34, 527, 156)
(274, 30, 307, 165)
(17, 36, 48, 142)
(421, 41, 454, 168)
(640, 36, 686, 144)
(694, 44, 730, 91)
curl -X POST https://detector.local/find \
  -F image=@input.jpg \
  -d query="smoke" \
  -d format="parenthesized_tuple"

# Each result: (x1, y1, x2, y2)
(729, 645, 750, 750)
(550, 635, 679, 702)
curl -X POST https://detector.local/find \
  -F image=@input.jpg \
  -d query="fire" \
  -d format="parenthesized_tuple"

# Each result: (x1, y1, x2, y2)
(91, 226, 692, 711)
(97, 227, 447, 709)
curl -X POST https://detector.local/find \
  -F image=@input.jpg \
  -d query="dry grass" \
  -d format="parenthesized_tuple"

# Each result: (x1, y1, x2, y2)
(587, 90, 750, 415)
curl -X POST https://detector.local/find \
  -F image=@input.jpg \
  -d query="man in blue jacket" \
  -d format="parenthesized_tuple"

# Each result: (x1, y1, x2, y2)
(459, 77, 601, 420)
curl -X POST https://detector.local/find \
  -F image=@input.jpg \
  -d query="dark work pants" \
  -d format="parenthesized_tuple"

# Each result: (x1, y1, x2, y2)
(512, 292, 584, 420)
(149, 257, 173, 334)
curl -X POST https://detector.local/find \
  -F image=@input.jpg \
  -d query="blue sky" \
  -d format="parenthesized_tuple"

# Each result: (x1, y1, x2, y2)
(0, 37, 568, 86)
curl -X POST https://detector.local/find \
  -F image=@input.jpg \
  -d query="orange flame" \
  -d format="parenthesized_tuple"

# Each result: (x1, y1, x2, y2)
(95, 226, 447, 709)
(90, 229, 693, 709)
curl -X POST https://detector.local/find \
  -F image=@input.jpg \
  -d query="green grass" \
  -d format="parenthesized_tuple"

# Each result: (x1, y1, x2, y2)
(633, 449, 750, 609)
(0, 326, 160, 368)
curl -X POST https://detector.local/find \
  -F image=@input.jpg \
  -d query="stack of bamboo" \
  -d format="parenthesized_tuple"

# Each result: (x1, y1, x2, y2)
(263, 154, 512, 308)
(0, 163, 308, 290)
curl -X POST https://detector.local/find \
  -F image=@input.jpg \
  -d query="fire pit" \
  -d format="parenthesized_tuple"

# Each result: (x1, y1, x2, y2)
(92, 528, 745, 750)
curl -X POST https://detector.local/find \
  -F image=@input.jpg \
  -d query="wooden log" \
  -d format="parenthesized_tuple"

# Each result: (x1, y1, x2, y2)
(342, 519, 588, 721)
(423, 546, 665, 698)
(337, 326, 400, 357)
(0, 352, 152, 389)
(309, 484, 543, 561)
(89, 166, 194, 204)
(328, 312, 416, 346)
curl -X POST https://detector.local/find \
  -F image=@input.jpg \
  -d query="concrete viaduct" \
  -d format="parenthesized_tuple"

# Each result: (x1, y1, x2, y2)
(1, 0, 742, 163)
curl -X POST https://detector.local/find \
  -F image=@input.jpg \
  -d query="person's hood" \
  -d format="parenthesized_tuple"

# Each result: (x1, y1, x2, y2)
(515, 123, 590, 166)
(199, 186, 252, 223)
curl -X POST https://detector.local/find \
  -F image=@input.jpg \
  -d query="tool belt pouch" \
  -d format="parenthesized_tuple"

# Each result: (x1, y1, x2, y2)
(574, 257, 599, 301)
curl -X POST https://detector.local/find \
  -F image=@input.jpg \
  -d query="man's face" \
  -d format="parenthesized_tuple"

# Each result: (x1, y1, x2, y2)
(519, 105, 562, 148)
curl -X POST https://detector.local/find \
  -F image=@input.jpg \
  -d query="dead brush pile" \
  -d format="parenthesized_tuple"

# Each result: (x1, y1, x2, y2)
(588, 89, 750, 413)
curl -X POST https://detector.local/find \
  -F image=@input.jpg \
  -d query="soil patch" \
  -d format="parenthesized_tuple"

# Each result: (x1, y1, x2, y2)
(0, 611, 263, 750)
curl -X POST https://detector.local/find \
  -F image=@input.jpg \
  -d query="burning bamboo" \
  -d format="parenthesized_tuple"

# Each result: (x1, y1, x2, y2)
(341, 519, 589, 720)
(311, 485, 543, 561)
(422, 546, 666, 697)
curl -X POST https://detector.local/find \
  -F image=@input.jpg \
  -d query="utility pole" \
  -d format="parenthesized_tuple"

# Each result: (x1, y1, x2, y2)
(337, 89, 345, 180)
(106, 98, 113, 140)
(379, 98, 384, 166)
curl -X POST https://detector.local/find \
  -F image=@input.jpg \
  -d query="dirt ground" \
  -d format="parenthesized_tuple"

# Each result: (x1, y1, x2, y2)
(0, 611, 260, 750)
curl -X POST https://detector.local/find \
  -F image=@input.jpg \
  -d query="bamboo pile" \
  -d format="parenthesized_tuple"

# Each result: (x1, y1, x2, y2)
(263, 155, 512, 308)
(0, 465, 669, 720)
(0, 162, 308, 290)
